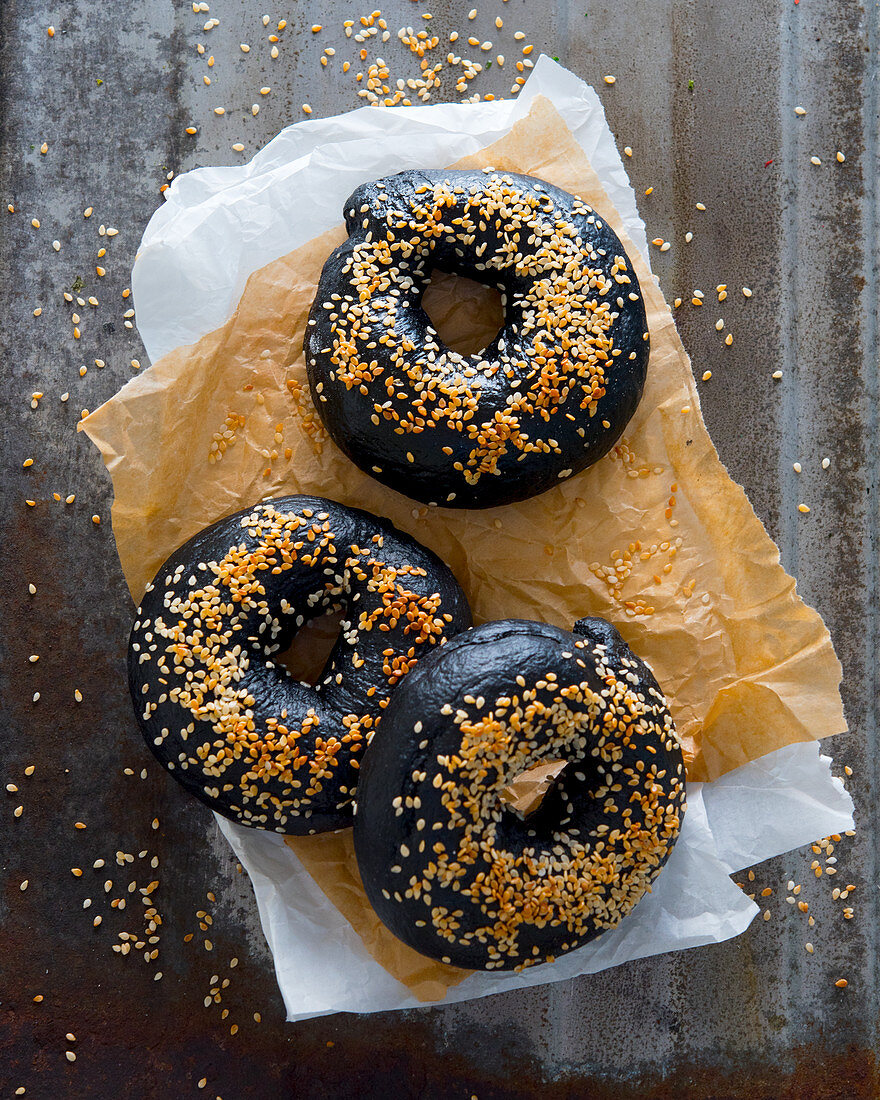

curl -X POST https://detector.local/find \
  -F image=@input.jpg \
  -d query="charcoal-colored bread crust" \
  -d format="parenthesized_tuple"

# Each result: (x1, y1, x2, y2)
(128, 495, 471, 833)
(306, 169, 649, 509)
(354, 616, 685, 970)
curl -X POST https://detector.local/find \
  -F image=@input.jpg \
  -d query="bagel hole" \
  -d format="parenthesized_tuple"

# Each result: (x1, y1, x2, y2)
(274, 607, 345, 684)
(422, 269, 505, 356)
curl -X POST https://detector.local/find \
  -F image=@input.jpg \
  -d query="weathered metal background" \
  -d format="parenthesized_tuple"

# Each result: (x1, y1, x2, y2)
(1, 0, 876, 1096)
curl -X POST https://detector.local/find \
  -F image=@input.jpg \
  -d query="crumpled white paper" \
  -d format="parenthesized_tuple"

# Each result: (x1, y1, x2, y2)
(132, 57, 854, 1020)
(134, 56, 647, 364)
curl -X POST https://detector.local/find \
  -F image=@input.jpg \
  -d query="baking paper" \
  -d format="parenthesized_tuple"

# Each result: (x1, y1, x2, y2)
(80, 58, 854, 1019)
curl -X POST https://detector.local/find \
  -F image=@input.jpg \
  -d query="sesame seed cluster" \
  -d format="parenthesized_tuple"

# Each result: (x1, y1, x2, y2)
(354, 616, 684, 970)
(128, 495, 471, 833)
(306, 168, 650, 509)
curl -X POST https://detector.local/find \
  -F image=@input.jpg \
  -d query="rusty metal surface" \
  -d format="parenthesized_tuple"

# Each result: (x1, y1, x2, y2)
(0, 0, 876, 1096)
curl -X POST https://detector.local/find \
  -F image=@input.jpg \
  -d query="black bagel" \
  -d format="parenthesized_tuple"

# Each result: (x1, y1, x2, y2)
(353, 616, 685, 970)
(305, 168, 649, 509)
(128, 495, 471, 833)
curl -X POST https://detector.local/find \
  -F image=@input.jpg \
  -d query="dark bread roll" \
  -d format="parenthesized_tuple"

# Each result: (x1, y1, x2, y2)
(128, 495, 471, 833)
(306, 168, 649, 509)
(354, 616, 684, 969)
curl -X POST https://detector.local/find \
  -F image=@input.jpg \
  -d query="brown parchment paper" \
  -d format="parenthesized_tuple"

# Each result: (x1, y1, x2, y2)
(499, 760, 569, 817)
(81, 96, 846, 1001)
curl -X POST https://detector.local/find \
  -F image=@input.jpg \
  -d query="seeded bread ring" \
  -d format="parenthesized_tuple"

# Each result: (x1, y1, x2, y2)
(128, 495, 471, 834)
(305, 168, 649, 509)
(353, 616, 685, 970)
